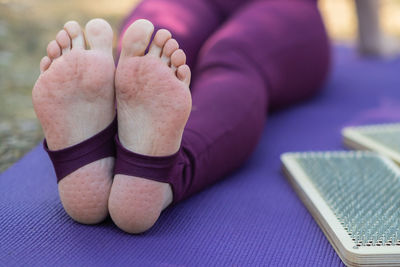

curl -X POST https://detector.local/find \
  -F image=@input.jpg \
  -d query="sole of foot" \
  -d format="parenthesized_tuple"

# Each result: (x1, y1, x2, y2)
(32, 18, 116, 224)
(109, 19, 192, 234)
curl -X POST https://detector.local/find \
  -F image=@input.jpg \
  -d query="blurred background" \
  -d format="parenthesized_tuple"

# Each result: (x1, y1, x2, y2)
(1, 0, 400, 172)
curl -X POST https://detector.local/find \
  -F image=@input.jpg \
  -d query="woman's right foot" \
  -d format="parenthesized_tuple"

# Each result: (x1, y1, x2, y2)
(32, 19, 116, 224)
(109, 19, 192, 234)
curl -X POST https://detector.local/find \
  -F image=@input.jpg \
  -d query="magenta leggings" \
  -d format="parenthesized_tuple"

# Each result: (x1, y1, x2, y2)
(118, 0, 330, 204)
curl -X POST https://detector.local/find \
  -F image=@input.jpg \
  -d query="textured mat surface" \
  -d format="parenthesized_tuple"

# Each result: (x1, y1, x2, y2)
(1, 46, 400, 266)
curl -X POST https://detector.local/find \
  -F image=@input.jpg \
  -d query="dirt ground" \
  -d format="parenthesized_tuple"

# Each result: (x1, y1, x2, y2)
(0, 0, 400, 172)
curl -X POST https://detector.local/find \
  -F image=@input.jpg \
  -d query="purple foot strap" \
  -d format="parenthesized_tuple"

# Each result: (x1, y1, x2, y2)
(43, 118, 117, 182)
(114, 135, 181, 198)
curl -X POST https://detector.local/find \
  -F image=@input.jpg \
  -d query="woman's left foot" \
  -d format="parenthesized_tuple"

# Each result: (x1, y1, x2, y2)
(109, 19, 192, 234)
(32, 19, 116, 224)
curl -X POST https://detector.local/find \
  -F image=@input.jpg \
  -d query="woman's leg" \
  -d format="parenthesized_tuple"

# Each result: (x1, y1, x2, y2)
(109, 0, 330, 233)
(118, 0, 295, 67)
(178, 0, 330, 200)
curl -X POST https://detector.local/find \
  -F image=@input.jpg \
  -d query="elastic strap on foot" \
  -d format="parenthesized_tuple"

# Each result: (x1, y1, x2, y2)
(114, 135, 180, 184)
(43, 118, 117, 182)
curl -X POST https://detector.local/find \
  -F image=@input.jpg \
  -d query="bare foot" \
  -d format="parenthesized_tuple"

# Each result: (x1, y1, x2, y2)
(109, 19, 192, 233)
(32, 19, 115, 224)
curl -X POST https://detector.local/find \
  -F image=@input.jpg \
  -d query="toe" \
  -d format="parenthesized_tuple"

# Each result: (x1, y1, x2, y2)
(148, 29, 171, 57)
(64, 21, 85, 49)
(47, 40, 61, 60)
(120, 19, 154, 58)
(85, 18, 113, 52)
(161, 38, 179, 65)
(177, 64, 191, 86)
(56, 30, 71, 54)
(171, 49, 186, 72)
(40, 56, 51, 73)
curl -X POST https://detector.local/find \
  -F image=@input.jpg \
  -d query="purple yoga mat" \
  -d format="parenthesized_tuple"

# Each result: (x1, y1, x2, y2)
(1, 46, 400, 266)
